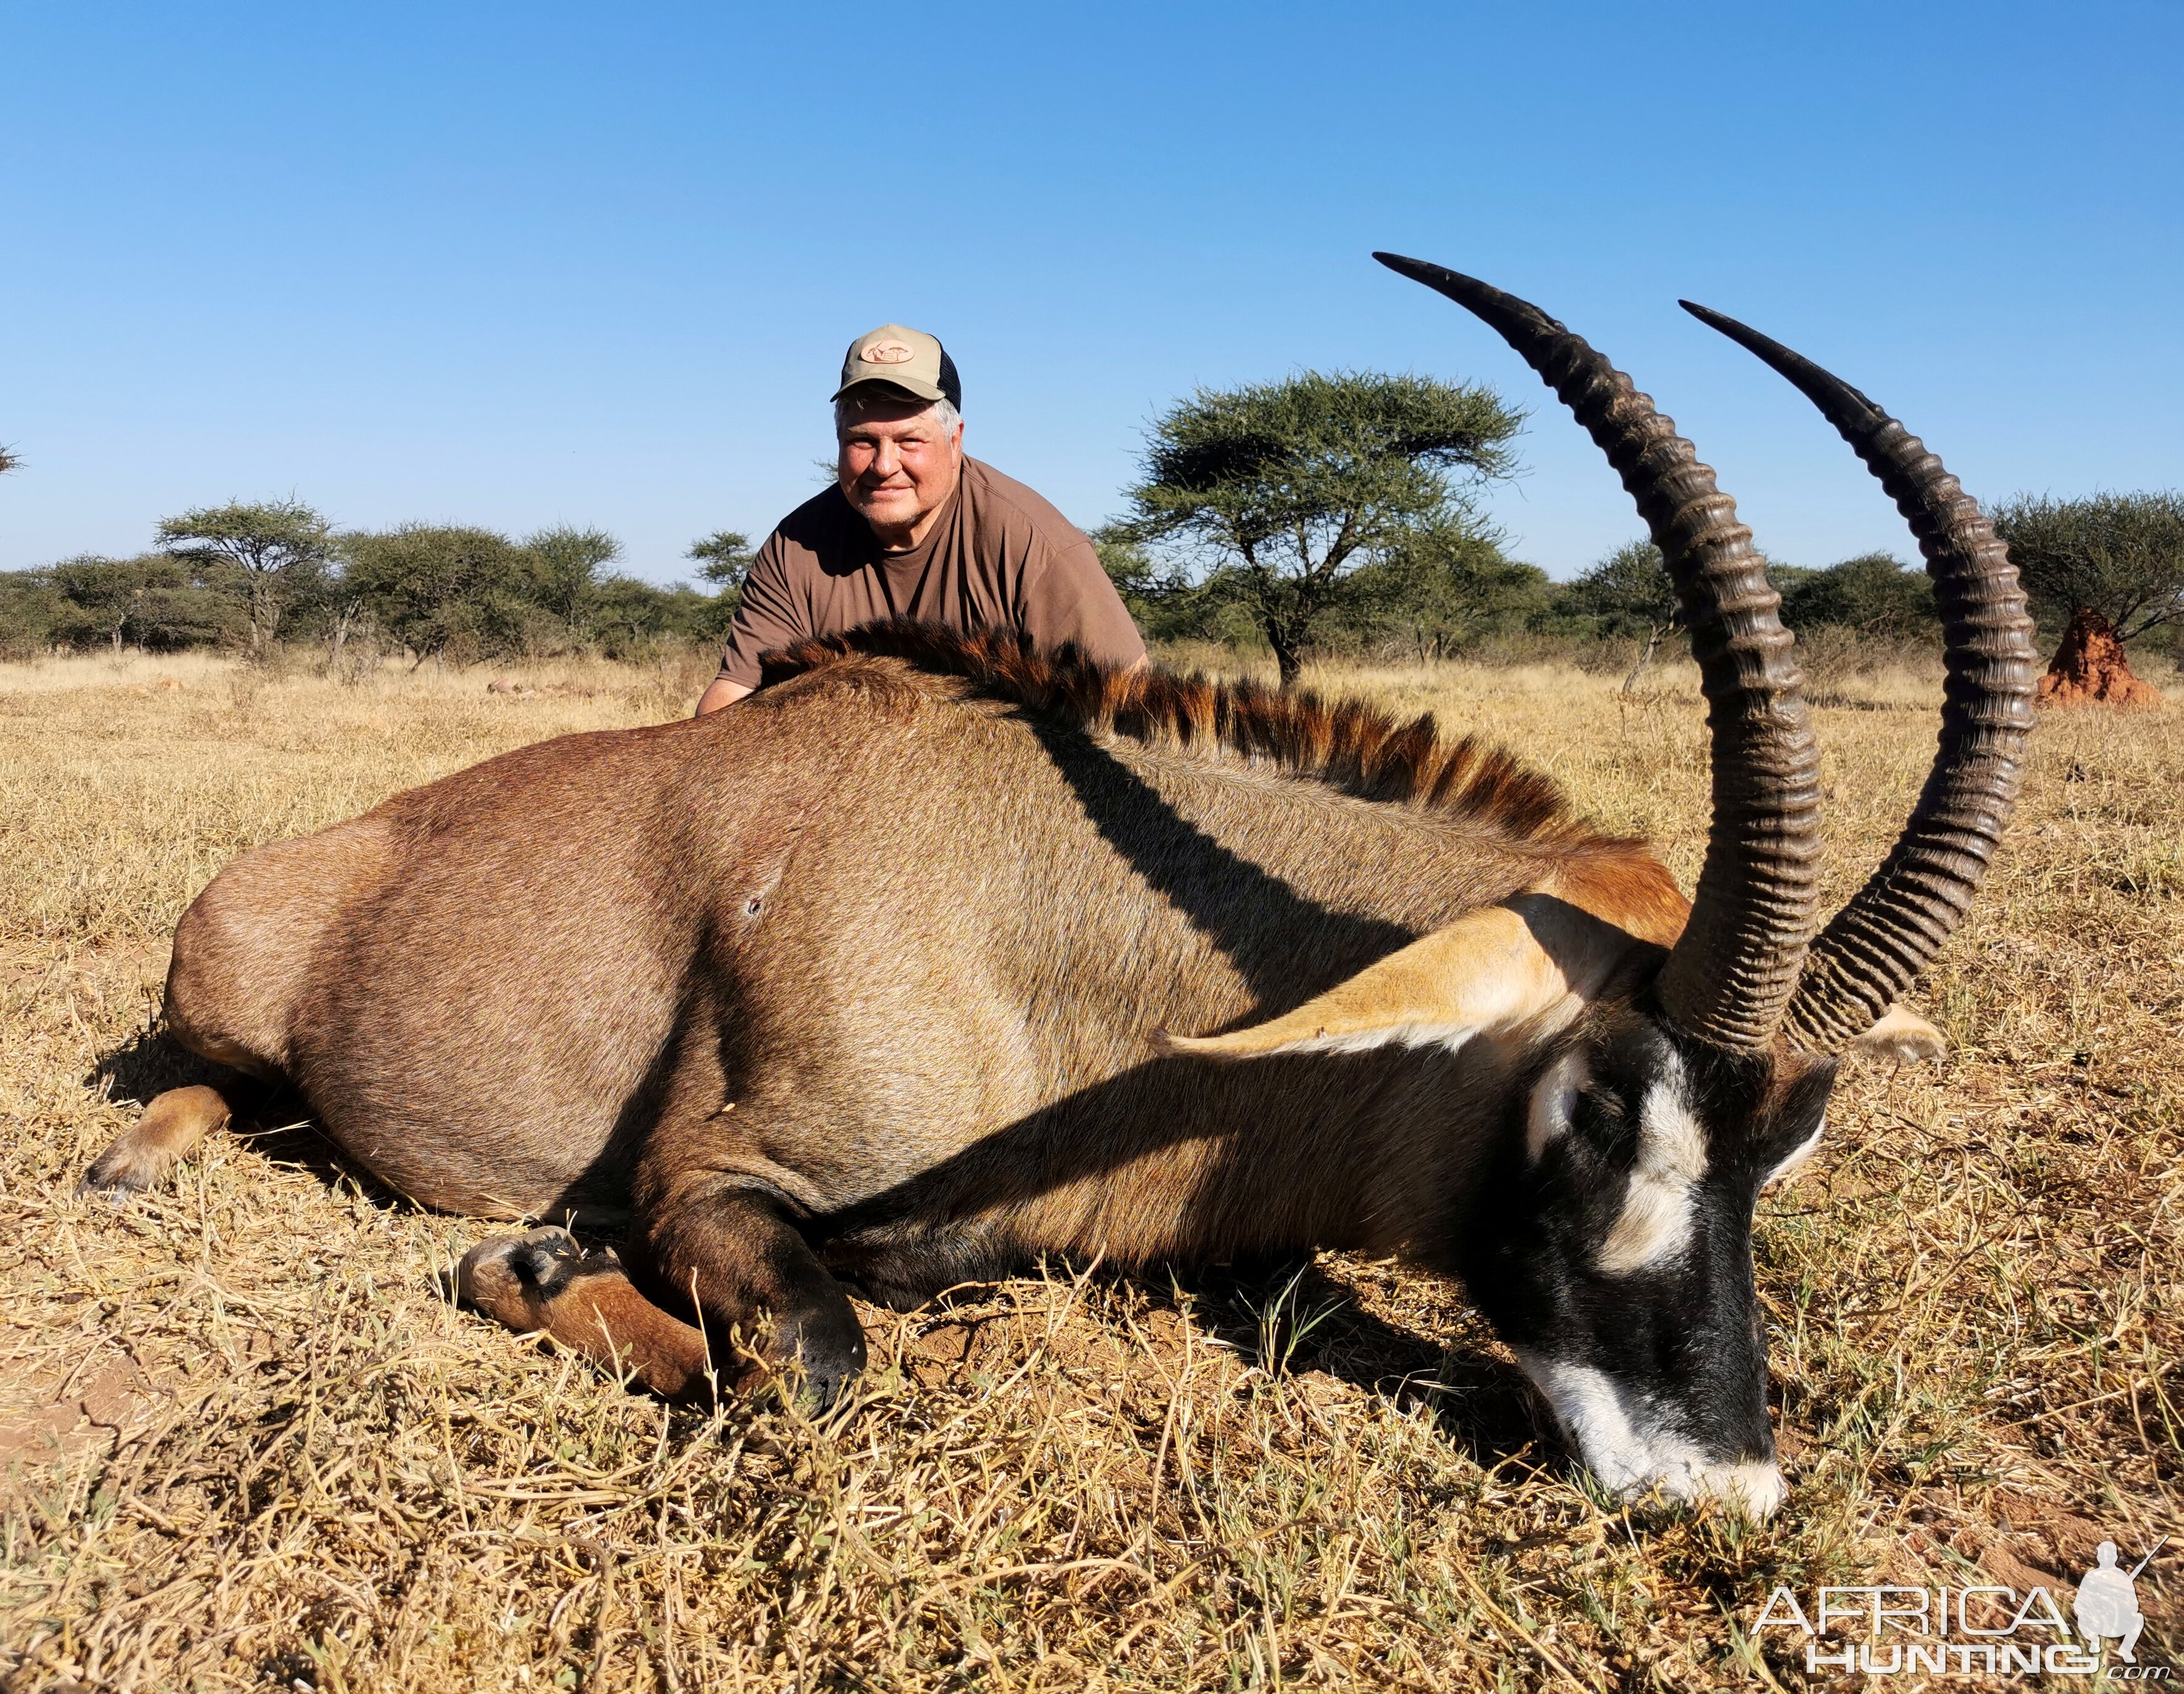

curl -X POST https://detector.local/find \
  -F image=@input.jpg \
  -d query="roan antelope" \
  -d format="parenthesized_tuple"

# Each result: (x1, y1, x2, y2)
(84, 258, 2034, 1513)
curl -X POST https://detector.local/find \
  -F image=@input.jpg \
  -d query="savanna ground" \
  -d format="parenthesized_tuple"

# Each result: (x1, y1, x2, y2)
(1, 641, 2178, 1692)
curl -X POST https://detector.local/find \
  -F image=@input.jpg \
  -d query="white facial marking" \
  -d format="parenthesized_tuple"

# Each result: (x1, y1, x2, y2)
(1516, 1353, 1785, 1518)
(1765, 1116, 1826, 1186)
(1594, 1054, 1708, 1276)
(1526, 1049, 1588, 1163)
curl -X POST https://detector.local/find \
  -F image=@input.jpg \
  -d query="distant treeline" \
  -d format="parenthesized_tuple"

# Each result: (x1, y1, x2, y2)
(1102, 534, 1945, 664)
(7, 367, 2180, 684)
(0, 501, 754, 664)
(1, 496, 1953, 671)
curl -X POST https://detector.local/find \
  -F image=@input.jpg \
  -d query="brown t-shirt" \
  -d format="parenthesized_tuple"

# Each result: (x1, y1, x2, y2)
(715, 457, 1147, 688)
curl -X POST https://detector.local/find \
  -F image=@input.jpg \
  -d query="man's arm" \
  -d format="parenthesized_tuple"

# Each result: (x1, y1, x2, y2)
(1019, 528, 1150, 672)
(695, 530, 803, 713)
(694, 677, 752, 715)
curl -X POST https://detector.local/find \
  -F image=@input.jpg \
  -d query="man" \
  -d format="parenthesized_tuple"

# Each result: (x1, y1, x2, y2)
(695, 323, 1146, 713)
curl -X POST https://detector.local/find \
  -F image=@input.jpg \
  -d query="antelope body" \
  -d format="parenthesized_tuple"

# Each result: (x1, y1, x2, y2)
(86, 261, 2035, 1513)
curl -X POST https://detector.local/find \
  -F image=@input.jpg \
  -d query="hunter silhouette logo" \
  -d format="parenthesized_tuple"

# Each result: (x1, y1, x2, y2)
(2077, 1539, 2163, 1665)
(1751, 1535, 2170, 1679)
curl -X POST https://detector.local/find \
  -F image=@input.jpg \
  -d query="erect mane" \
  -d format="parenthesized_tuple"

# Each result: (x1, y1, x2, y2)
(759, 619, 1614, 848)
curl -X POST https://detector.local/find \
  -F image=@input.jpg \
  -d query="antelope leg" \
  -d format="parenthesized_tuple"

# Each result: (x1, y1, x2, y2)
(1848, 1003, 1947, 1065)
(456, 1227, 715, 1402)
(642, 1181, 868, 1409)
(82, 1084, 235, 1196)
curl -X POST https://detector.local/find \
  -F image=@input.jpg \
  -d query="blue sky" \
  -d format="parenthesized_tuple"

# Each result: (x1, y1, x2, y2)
(4, 2, 2178, 584)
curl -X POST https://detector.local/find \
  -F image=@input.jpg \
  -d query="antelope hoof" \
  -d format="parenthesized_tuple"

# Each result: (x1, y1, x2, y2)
(457, 1226, 603, 1329)
(768, 1301, 868, 1412)
(80, 1141, 162, 1199)
(1850, 1006, 1948, 1066)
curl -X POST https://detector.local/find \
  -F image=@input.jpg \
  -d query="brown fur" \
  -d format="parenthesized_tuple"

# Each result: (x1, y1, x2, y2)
(94, 623, 1713, 1396)
(82, 1084, 230, 1194)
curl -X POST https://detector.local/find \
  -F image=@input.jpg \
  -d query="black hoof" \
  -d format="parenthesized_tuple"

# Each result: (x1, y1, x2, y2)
(775, 1304, 869, 1411)
(456, 1225, 606, 1309)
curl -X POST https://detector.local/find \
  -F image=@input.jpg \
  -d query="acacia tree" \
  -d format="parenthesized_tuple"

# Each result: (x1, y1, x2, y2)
(46, 555, 232, 653)
(1090, 529, 1226, 644)
(1563, 541, 1677, 636)
(1114, 370, 1522, 685)
(1993, 492, 2183, 703)
(46, 556, 172, 653)
(341, 523, 534, 664)
(525, 525, 622, 642)
(1777, 552, 1934, 640)
(684, 530, 755, 641)
(1344, 517, 1547, 660)
(157, 498, 334, 658)
(1557, 539, 1680, 685)
(687, 530, 754, 591)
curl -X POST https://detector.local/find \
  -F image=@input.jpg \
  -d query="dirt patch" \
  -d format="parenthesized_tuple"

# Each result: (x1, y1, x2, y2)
(0, 1352, 168, 1496)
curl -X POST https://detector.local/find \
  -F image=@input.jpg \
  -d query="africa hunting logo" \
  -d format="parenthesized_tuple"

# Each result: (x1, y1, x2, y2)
(1751, 1537, 2167, 1679)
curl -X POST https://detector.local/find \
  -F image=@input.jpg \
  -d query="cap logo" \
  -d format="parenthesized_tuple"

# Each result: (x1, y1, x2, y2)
(863, 341, 916, 365)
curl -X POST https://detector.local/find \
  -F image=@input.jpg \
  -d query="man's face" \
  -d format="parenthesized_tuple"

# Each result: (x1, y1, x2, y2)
(837, 397, 964, 543)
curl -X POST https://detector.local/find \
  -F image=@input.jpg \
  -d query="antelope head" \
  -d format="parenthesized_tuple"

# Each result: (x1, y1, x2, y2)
(1178, 258, 2037, 1514)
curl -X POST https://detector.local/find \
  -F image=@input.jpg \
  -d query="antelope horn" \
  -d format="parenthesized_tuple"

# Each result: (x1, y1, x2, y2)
(1678, 302, 2037, 1050)
(1374, 254, 1822, 1049)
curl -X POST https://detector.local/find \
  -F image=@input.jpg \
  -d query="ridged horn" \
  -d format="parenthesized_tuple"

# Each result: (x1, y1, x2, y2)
(1679, 302, 2037, 1051)
(1374, 253, 1822, 1049)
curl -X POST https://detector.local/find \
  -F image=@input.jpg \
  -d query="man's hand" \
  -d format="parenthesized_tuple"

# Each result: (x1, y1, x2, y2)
(695, 678, 753, 716)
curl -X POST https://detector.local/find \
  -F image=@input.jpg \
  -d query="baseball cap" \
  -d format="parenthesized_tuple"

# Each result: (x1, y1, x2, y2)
(833, 324, 963, 411)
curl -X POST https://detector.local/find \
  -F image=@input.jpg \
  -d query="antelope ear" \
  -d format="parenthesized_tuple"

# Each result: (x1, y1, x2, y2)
(1163, 895, 1642, 1061)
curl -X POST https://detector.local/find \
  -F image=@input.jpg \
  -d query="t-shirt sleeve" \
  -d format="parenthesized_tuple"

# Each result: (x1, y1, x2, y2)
(716, 531, 811, 688)
(1019, 528, 1149, 671)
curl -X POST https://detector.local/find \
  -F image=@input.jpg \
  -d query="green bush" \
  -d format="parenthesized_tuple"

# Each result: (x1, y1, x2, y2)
(1531, 542, 1937, 648)
(1778, 552, 1935, 639)
(43, 555, 240, 653)
(0, 570, 66, 659)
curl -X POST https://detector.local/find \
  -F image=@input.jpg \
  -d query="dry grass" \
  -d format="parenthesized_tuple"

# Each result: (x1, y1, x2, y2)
(1, 644, 2178, 1691)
